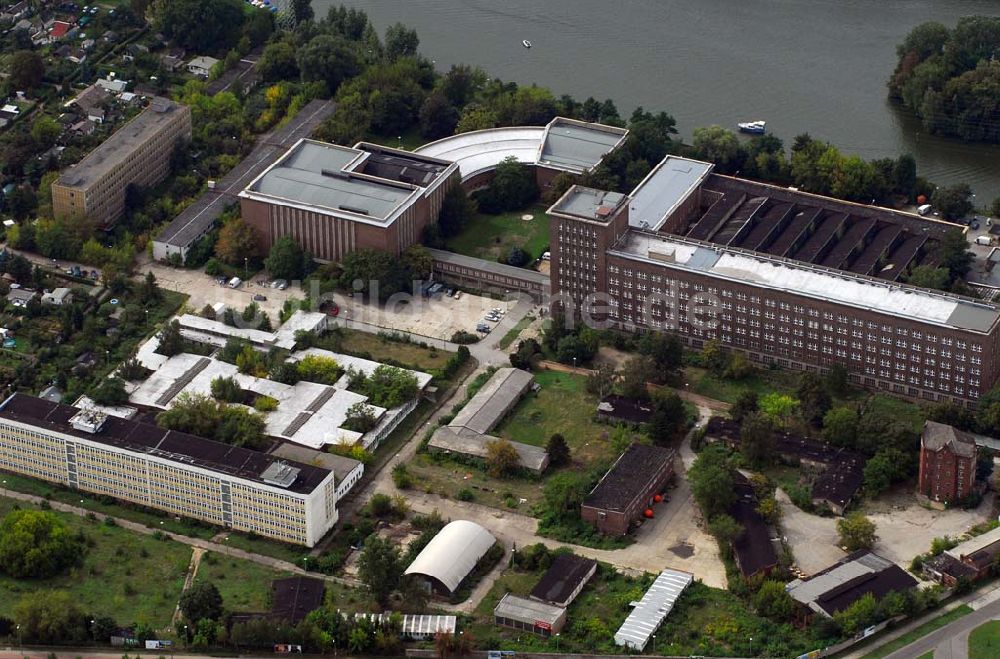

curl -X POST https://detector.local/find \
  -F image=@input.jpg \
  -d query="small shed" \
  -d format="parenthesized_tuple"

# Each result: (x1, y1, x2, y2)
(493, 593, 566, 636)
(42, 287, 73, 306)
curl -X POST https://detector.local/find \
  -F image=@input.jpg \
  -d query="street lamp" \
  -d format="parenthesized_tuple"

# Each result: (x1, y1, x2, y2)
(244, 257, 249, 280)
(652, 634, 656, 652)
(749, 636, 753, 656)
(555, 632, 560, 652)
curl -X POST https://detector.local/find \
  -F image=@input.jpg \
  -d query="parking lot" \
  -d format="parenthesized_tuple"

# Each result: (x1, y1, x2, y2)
(145, 261, 515, 341)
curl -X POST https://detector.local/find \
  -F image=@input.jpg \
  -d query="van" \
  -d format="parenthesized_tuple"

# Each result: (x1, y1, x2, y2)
(541, 251, 551, 260)
(917, 204, 932, 216)
(228, 277, 242, 289)
(975, 236, 992, 246)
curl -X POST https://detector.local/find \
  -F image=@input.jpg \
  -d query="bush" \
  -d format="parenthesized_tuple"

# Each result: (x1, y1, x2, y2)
(457, 488, 475, 501)
(450, 330, 480, 345)
(392, 464, 413, 489)
(252, 395, 278, 412)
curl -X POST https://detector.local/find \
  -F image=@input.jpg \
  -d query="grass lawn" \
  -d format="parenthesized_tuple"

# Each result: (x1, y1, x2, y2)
(0, 497, 191, 627)
(864, 394, 927, 433)
(336, 329, 454, 372)
(496, 370, 621, 468)
(196, 550, 292, 612)
(215, 532, 307, 565)
(498, 314, 535, 350)
(969, 620, 1000, 657)
(685, 365, 802, 404)
(446, 205, 550, 262)
(856, 605, 973, 659)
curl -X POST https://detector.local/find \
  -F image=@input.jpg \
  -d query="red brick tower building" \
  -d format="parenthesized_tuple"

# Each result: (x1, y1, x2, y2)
(919, 421, 977, 505)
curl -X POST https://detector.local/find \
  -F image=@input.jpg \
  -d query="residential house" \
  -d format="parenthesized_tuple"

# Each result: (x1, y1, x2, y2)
(186, 55, 219, 78)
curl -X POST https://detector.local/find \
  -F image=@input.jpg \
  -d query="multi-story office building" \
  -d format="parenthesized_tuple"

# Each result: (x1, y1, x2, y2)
(0, 394, 338, 546)
(550, 156, 1000, 406)
(51, 97, 192, 227)
(239, 140, 461, 262)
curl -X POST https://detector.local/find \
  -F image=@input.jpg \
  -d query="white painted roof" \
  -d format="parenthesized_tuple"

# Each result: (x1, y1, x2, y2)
(614, 232, 1000, 332)
(416, 127, 545, 179)
(614, 569, 693, 651)
(629, 156, 714, 230)
(404, 520, 496, 593)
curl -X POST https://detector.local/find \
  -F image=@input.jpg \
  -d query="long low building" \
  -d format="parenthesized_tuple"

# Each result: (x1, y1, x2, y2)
(404, 520, 497, 595)
(581, 443, 675, 536)
(614, 569, 693, 651)
(786, 551, 918, 618)
(0, 394, 338, 546)
(427, 367, 549, 473)
(493, 593, 566, 637)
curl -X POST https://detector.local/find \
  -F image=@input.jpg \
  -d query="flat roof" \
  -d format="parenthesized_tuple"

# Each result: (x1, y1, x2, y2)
(0, 393, 330, 495)
(530, 554, 597, 607)
(270, 576, 325, 625)
(612, 231, 1000, 333)
(429, 426, 549, 473)
(946, 525, 1000, 562)
(614, 569, 693, 651)
(549, 186, 628, 223)
(494, 593, 565, 626)
(628, 156, 714, 230)
(248, 140, 417, 222)
(584, 443, 675, 512)
(538, 118, 628, 174)
(271, 442, 364, 488)
(427, 248, 550, 287)
(56, 97, 186, 189)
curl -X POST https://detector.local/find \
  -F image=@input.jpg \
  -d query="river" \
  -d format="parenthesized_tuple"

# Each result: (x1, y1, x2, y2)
(313, 0, 1000, 202)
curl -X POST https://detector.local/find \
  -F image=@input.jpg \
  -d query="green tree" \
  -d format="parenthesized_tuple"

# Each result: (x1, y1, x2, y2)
(258, 41, 299, 82)
(8, 50, 44, 90)
(619, 355, 654, 400)
(708, 513, 742, 547)
(358, 535, 403, 607)
(740, 411, 774, 468)
(210, 376, 242, 403)
(90, 377, 129, 406)
(758, 393, 799, 427)
(906, 265, 950, 290)
(754, 580, 797, 621)
(0, 509, 85, 579)
(823, 406, 859, 448)
(265, 236, 310, 281)
(157, 320, 185, 357)
(14, 590, 87, 644)
(546, 433, 570, 467)
(837, 512, 878, 551)
(31, 117, 61, 149)
(384, 23, 419, 61)
(833, 592, 878, 635)
(476, 156, 538, 213)
(179, 581, 223, 622)
(933, 184, 975, 220)
(692, 125, 745, 174)
(730, 390, 759, 424)
(298, 35, 361, 96)
(648, 390, 686, 445)
(797, 372, 832, 426)
(435, 183, 477, 238)
(863, 447, 910, 496)
(555, 334, 597, 366)
(343, 401, 378, 433)
(689, 445, 735, 518)
(288, 0, 314, 24)
(419, 92, 459, 140)
(637, 331, 684, 378)
(296, 354, 342, 385)
(543, 472, 589, 516)
(991, 196, 1000, 218)
(939, 229, 974, 284)
(485, 438, 520, 478)
(154, 0, 245, 52)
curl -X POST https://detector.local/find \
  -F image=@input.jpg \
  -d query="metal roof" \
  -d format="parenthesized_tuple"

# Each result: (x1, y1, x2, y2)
(426, 248, 549, 286)
(449, 368, 533, 435)
(538, 118, 628, 174)
(404, 520, 496, 593)
(493, 593, 565, 625)
(614, 569, 693, 651)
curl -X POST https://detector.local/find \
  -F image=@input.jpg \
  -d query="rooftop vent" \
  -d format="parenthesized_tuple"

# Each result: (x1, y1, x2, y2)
(70, 407, 108, 434)
(261, 461, 301, 488)
(595, 205, 613, 219)
(338, 205, 370, 216)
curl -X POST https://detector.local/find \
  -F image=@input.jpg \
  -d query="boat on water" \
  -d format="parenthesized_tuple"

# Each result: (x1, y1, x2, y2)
(522, 39, 532, 48)
(738, 120, 766, 134)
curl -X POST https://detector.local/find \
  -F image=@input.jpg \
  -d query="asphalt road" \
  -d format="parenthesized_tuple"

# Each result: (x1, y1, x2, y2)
(883, 596, 1000, 659)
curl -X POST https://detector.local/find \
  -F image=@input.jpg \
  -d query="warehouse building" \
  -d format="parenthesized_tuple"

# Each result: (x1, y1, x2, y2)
(493, 593, 566, 637)
(581, 443, 675, 536)
(614, 569, 693, 651)
(404, 520, 497, 595)
(786, 551, 918, 618)
(529, 554, 597, 608)
(52, 97, 191, 227)
(0, 394, 338, 546)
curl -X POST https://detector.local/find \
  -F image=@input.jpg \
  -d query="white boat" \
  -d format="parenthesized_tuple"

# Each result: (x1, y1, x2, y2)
(738, 120, 766, 134)
(522, 39, 532, 48)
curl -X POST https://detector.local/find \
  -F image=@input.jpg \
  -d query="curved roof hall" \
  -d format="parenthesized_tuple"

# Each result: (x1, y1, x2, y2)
(415, 127, 546, 180)
(403, 520, 497, 593)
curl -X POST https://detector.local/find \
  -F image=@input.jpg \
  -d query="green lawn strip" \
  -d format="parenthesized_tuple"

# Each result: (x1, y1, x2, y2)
(916, 653, 933, 659)
(215, 532, 307, 564)
(446, 205, 550, 262)
(969, 619, 1000, 657)
(856, 605, 973, 659)
(0, 471, 218, 539)
(196, 551, 293, 612)
(0, 496, 191, 627)
(336, 329, 454, 372)
(498, 315, 535, 350)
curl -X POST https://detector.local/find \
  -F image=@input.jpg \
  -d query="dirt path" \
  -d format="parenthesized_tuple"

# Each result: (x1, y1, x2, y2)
(172, 547, 206, 625)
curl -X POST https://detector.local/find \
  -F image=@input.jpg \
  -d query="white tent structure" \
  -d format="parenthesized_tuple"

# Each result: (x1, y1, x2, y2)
(404, 520, 497, 594)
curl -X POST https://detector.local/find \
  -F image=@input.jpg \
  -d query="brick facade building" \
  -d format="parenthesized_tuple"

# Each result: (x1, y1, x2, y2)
(549, 156, 1000, 406)
(918, 420, 977, 505)
(581, 443, 675, 535)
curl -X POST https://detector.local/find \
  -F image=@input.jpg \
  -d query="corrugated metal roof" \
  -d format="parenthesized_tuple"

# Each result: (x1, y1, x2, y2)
(613, 569, 693, 651)
(404, 520, 496, 593)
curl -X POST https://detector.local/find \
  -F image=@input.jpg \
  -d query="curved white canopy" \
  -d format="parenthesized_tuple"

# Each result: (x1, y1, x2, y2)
(404, 520, 497, 593)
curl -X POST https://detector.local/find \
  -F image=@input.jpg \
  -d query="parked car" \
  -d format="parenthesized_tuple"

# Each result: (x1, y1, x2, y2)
(453, 291, 462, 300)
(272, 279, 287, 290)
(253, 294, 267, 302)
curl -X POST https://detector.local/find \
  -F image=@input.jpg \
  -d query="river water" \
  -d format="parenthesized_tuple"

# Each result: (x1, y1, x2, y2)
(313, 0, 1000, 201)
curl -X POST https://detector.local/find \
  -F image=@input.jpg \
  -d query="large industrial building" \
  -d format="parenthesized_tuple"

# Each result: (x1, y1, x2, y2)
(52, 97, 192, 227)
(548, 156, 1000, 405)
(0, 393, 338, 546)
